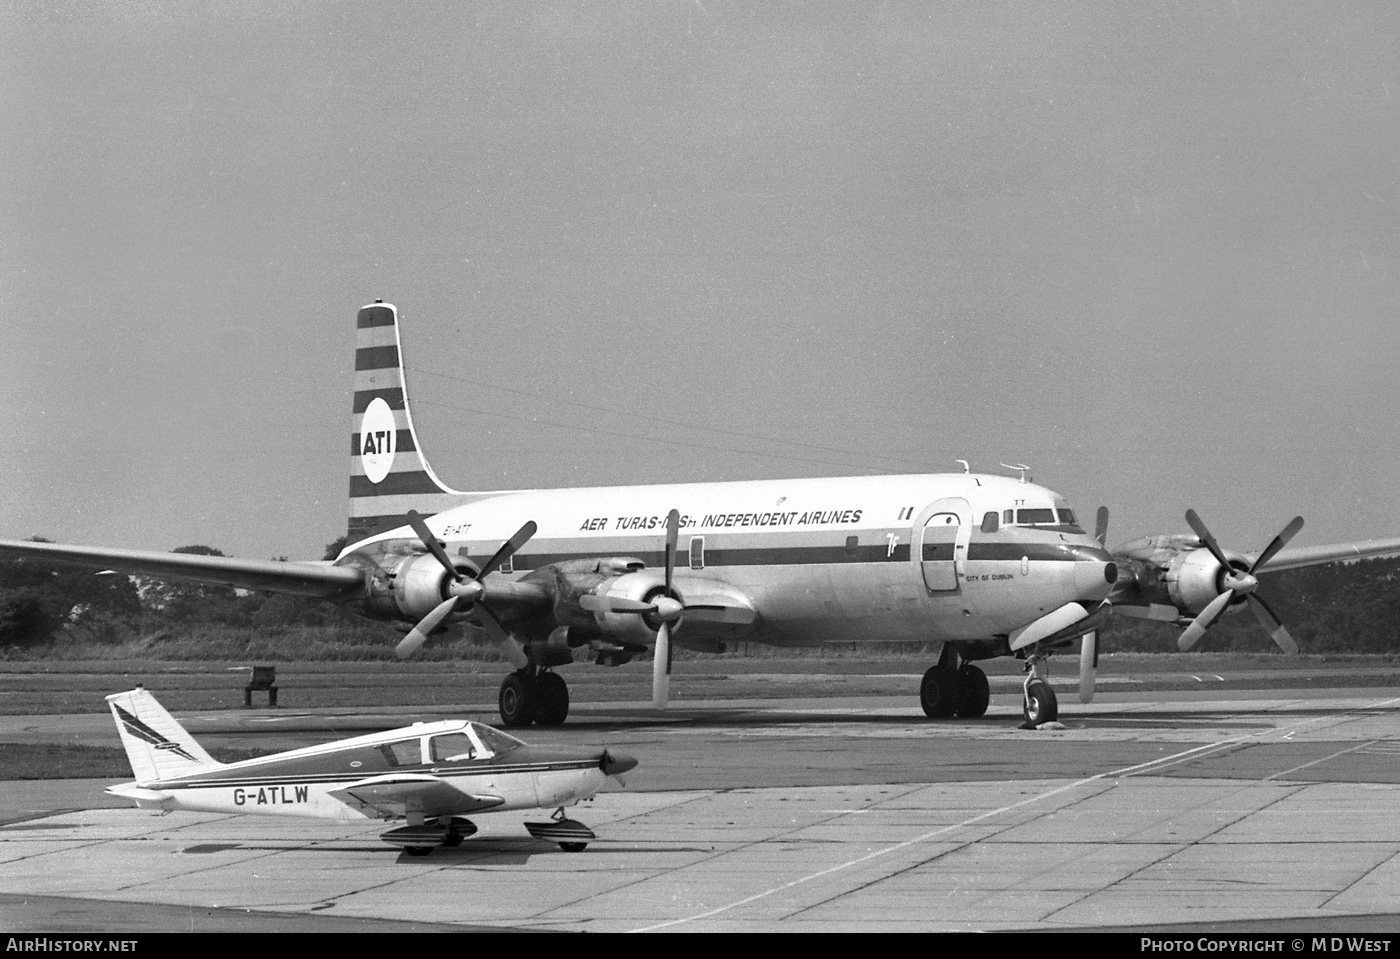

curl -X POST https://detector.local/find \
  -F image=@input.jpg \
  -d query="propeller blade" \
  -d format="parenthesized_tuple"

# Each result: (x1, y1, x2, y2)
(1079, 630, 1098, 704)
(652, 621, 671, 709)
(663, 509, 679, 595)
(396, 595, 459, 658)
(475, 602, 530, 669)
(406, 509, 458, 575)
(1247, 594, 1298, 655)
(1184, 510, 1233, 573)
(477, 520, 538, 581)
(1250, 516, 1305, 573)
(1094, 507, 1109, 548)
(1178, 590, 1233, 651)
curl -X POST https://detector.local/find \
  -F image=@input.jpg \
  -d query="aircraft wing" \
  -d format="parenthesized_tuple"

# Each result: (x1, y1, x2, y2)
(1255, 537, 1400, 573)
(0, 539, 364, 600)
(328, 773, 505, 819)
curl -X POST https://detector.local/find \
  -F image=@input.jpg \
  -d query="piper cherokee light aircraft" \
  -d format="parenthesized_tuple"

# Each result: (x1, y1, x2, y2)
(105, 686, 637, 855)
(7, 302, 1400, 728)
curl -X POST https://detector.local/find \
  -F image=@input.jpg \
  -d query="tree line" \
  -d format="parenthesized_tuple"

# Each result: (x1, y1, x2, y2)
(2, 538, 1398, 654)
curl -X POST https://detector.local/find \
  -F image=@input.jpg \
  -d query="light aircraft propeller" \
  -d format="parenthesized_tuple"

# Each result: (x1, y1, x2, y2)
(395, 511, 537, 662)
(1177, 510, 1304, 654)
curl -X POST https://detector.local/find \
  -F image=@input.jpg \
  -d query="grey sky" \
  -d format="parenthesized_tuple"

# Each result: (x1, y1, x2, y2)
(3, 1, 1397, 560)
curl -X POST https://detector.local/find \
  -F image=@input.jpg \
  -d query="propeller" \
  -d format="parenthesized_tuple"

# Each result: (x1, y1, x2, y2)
(1094, 506, 1109, 548)
(577, 510, 683, 708)
(395, 510, 537, 661)
(1177, 510, 1304, 654)
(1079, 629, 1099, 704)
(651, 510, 681, 709)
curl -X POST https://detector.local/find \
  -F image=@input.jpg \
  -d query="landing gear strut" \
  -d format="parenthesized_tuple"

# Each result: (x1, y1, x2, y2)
(920, 645, 989, 719)
(498, 667, 571, 727)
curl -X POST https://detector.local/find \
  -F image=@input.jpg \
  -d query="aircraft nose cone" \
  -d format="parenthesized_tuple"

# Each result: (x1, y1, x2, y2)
(1074, 549, 1117, 600)
(601, 749, 638, 777)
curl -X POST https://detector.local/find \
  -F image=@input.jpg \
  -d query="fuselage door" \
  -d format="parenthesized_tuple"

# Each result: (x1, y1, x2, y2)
(915, 498, 971, 593)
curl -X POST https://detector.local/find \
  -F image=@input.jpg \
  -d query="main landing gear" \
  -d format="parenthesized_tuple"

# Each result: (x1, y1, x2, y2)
(498, 666, 570, 727)
(919, 645, 990, 719)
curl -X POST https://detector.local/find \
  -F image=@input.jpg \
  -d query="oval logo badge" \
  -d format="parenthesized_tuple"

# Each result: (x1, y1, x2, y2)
(360, 397, 398, 484)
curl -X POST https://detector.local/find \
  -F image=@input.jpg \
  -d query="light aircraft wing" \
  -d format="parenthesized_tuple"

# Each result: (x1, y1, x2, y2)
(0, 539, 363, 600)
(1253, 536, 1400, 572)
(328, 773, 505, 820)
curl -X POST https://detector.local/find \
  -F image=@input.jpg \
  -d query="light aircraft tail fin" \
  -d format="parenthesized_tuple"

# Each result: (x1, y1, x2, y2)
(349, 301, 474, 544)
(106, 687, 222, 783)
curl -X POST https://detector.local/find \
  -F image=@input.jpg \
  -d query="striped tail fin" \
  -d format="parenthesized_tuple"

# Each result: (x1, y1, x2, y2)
(350, 302, 474, 544)
(106, 688, 221, 784)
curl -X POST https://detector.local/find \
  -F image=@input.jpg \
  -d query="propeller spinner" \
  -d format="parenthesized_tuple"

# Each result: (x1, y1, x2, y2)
(395, 511, 537, 661)
(1177, 510, 1304, 654)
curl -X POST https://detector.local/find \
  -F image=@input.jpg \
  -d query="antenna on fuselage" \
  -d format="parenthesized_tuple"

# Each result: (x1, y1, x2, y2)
(955, 460, 970, 473)
(1000, 463, 1032, 483)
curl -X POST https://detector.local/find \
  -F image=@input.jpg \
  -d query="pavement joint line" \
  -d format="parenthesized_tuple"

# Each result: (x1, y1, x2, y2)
(630, 699, 1400, 933)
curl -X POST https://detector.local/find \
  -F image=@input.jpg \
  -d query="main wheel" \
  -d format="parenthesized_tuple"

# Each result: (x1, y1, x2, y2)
(1023, 679, 1058, 726)
(404, 846, 433, 857)
(535, 671, 570, 726)
(955, 664, 990, 718)
(920, 666, 960, 719)
(499, 672, 538, 728)
(559, 842, 588, 853)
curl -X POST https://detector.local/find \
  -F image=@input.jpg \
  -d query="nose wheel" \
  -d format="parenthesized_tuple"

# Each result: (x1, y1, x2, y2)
(1020, 652, 1058, 727)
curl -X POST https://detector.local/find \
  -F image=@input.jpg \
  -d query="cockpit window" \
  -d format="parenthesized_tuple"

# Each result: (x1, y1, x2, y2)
(1016, 508, 1056, 525)
(980, 512, 999, 532)
(472, 724, 524, 756)
(1058, 508, 1077, 525)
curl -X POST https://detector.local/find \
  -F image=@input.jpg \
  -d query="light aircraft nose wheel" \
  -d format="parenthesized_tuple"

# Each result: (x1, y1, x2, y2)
(498, 671, 539, 727)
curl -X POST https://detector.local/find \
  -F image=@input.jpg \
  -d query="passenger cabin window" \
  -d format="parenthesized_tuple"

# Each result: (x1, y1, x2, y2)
(981, 512, 999, 532)
(429, 732, 477, 762)
(689, 536, 705, 570)
(845, 535, 859, 558)
(379, 738, 423, 767)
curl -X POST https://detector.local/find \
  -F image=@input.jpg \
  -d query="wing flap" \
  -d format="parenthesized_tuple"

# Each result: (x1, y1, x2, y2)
(328, 774, 504, 819)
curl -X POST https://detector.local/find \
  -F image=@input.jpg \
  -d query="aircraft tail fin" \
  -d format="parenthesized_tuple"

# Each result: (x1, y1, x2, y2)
(349, 301, 476, 544)
(106, 687, 222, 783)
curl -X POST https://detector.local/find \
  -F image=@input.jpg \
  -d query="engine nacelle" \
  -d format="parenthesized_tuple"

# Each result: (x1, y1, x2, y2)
(585, 570, 679, 647)
(355, 551, 479, 623)
(1165, 547, 1249, 615)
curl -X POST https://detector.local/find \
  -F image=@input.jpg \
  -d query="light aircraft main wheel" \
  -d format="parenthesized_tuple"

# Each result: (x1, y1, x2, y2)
(535, 671, 570, 726)
(920, 666, 960, 719)
(955, 664, 990, 718)
(499, 672, 538, 728)
(559, 842, 588, 852)
(442, 832, 464, 848)
(1023, 679, 1058, 726)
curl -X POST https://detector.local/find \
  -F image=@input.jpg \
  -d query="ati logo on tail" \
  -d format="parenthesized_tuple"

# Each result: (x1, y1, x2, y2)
(113, 704, 199, 763)
(360, 396, 398, 484)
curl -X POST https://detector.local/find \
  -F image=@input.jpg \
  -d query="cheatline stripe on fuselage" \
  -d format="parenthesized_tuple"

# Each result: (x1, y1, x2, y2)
(425, 538, 1106, 572)
(148, 760, 602, 790)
